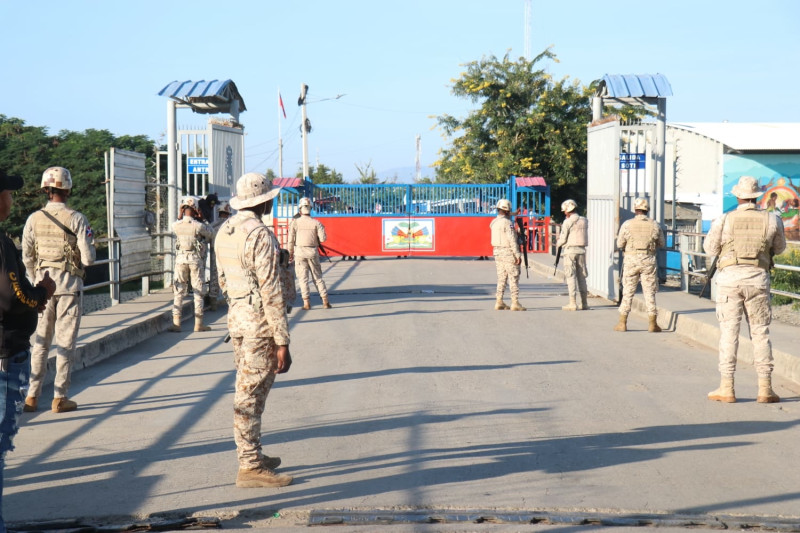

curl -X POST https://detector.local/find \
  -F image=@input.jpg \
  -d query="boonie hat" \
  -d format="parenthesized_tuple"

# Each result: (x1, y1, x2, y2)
(0, 169, 23, 192)
(496, 199, 512, 212)
(731, 175, 763, 199)
(634, 197, 649, 211)
(229, 173, 281, 210)
(561, 199, 577, 213)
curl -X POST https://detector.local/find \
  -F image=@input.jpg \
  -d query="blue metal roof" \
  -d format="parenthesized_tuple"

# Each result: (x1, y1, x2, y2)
(599, 74, 672, 98)
(158, 79, 247, 113)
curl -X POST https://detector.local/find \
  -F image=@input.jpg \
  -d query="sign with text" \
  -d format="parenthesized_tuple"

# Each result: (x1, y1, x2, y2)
(188, 157, 209, 174)
(619, 153, 646, 170)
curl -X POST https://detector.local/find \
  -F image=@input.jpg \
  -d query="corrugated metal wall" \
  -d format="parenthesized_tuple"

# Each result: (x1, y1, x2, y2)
(210, 123, 243, 199)
(108, 148, 151, 281)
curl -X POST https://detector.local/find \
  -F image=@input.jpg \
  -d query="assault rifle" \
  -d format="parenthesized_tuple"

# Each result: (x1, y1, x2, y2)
(698, 256, 719, 299)
(616, 250, 624, 306)
(319, 243, 332, 262)
(553, 245, 562, 276)
(515, 216, 529, 278)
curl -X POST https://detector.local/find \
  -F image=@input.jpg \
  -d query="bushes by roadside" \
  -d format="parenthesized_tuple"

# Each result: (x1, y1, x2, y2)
(772, 247, 800, 309)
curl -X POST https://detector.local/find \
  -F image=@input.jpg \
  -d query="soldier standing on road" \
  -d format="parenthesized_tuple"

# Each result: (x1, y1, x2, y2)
(288, 197, 331, 310)
(556, 199, 589, 311)
(613, 197, 665, 333)
(169, 196, 214, 333)
(214, 172, 293, 488)
(22, 167, 95, 414)
(208, 201, 232, 312)
(0, 169, 56, 530)
(704, 176, 786, 403)
(490, 199, 525, 311)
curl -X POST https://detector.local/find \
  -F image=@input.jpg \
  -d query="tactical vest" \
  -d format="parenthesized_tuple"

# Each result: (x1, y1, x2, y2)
(174, 219, 206, 257)
(718, 209, 771, 270)
(31, 209, 84, 278)
(566, 216, 588, 247)
(293, 215, 320, 247)
(490, 217, 513, 247)
(625, 217, 656, 255)
(215, 216, 263, 301)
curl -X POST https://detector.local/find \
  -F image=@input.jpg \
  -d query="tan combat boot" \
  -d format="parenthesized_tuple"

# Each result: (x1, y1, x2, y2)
(322, 296, 332, 309)
(580, 292, 590, 310)
(648, 314, 662, 332)
(302, 299, 311, 310)
(194, 316, 211, 332)
(613, 313, 628, 332)
(236, 466, 293, 488)
(23, 397, 37, 413)
(52, 397, 78, 413)
(494, 299, 510, 310)
(168, 315, 182, 333)
(562, 297, 578, 311)
(510, 299, 526, 311)
(708, 376, 736, 403)
(757, 377, 780, 403)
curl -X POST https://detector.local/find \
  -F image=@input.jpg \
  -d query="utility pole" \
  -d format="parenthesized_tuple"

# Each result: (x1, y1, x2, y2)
(278, 87, 284, 177)
(300, 83, 310, 179)
(415, 134, 421, 182)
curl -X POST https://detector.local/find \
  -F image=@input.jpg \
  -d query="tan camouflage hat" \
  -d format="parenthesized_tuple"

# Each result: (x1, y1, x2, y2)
(229, 172, 281, 209)
(180, 196, 199, 211)
(561, 199, 577, 213)
(40, 166, 72, 190)
(634, 197, 649, 211)
(731, 175, 763, 199)
(496, 199, 512, 212)
(217, 201, 232, 214)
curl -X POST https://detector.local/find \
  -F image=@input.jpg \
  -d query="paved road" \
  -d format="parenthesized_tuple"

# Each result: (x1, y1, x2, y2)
(6, 257, 800, 531)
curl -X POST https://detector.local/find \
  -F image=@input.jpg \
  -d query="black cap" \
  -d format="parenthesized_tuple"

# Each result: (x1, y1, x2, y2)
(0, 169, 23, 192)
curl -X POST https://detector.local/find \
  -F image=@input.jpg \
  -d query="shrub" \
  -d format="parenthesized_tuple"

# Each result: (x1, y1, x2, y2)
(772, 247, 800, 309)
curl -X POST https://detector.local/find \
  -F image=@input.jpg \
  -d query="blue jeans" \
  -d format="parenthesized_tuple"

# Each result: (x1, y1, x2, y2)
(0, 351, 31, 532)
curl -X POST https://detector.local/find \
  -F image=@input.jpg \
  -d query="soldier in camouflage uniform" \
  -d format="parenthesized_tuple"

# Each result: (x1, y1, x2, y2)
(490, 199, 525, 311)
(704, 176, 786, 404)
(169, 196, 214, 333)
(556, 199, 589, 311)
(288, 197, 331, 310)
(613, 197, 665, 333)
(208, 201, 232, 311)
(215, 172, 293, 488)
(22, 167, 96, 413)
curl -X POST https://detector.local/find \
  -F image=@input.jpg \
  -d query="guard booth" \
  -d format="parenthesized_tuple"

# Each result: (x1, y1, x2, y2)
(586, 74, 671, 301)
(271, 176, 551, 257)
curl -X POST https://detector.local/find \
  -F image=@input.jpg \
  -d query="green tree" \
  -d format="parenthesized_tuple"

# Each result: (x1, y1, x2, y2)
(435, 49, 593, 214)
(354, 161, 378, 184)
(298, 164, 344, 184)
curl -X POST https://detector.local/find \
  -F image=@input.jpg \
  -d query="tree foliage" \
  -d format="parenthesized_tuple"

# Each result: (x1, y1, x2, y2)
(0, 114, 156, 238)
(297, 164, 344, 184)
(435, 49, 593, 213)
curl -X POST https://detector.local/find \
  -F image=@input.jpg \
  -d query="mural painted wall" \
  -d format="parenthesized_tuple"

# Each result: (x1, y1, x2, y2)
(723, 153, 800, 241)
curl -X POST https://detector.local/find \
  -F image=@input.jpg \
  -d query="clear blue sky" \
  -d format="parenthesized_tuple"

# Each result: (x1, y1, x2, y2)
(2, 1, 798, 182)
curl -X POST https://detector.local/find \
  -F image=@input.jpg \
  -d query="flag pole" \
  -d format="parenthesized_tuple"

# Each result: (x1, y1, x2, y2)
(278, 87, 284, 178)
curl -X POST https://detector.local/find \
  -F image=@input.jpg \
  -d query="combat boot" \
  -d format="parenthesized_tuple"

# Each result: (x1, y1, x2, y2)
(562, 296, 578, 311)
(613, 313, 628, 332)
(194, 317, 211, 332)
(580, 291, 590, 310)
(757, 377, 780, 403)
(23, 397, 37, 413)
(302, 299, 311, 310)
(708, 376, 736, 403)
(648, 314, 662, 333)
(52, 397, 78, 413)
(494, 299, 509, 310)
(322, 296, 332, 309)
(510, 299, 526, 311)
(168, 315, 181, 333)
(235, 466, 293, 488)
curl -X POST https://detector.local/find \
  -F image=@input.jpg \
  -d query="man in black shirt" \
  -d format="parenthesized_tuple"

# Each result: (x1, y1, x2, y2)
(0, 169, 55, 530)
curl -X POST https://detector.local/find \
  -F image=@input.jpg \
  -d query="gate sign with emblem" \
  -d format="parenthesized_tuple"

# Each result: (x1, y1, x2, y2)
(619, 153, 646, 170)
(188, 157, 209, 174)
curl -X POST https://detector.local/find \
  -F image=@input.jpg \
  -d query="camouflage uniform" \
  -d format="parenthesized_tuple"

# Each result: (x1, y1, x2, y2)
(215, 210, 290, 471)
(23, 200, 95, 405)
(704, 204, 786, 380)
(616, 214, 665, 316)
(288, 213, 328, 305)
(556, 212, 589, 309)
(171, 215, 213, 323)
(490, 214, 522, 303)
